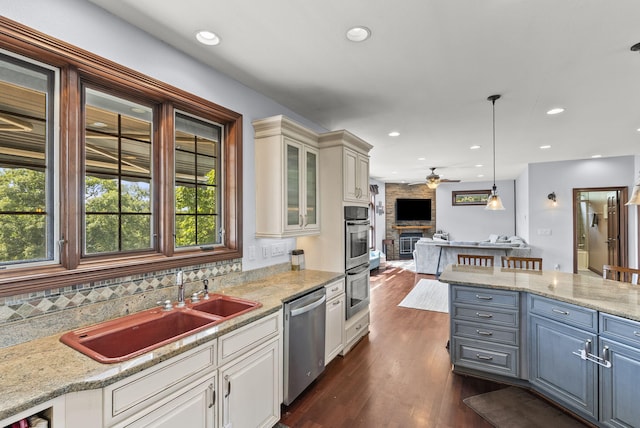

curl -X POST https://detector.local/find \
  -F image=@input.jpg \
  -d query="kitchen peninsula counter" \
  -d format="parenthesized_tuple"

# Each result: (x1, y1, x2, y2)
(0, 269, 343, 422)
(439, 264, 640, 323)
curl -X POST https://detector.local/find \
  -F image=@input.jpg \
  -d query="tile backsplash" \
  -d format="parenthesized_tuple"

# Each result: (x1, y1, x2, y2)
(0, 260, 289, 348)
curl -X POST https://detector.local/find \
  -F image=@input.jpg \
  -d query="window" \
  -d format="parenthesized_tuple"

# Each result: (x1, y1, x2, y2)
(84, 88, 154, 256)
(0, 51, 58, 269)
(0, 19, 243, 295)
(174, 112, 222, 249)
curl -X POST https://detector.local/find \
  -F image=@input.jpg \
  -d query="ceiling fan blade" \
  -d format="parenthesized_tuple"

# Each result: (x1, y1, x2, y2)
(440, 179, 461, 183)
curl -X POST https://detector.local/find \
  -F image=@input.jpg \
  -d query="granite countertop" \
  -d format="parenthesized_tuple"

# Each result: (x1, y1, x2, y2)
(0, 269, 343, 421)
(439, 265, 640, 322)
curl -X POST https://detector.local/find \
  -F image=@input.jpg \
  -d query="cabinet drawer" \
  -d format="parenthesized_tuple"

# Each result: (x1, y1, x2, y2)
(345, 310, 369, 344)
(452, 320, 519, 345)
(452, 338, 519, 378)
(105, 343, 216, 424)
(600, 313, 640, 347)
(325, 279, 345, 301)
(528, 294, 597, 332)
(218, 310, 281, 366)
(451, 285, 519, 309)
(452, 303, 519, 327)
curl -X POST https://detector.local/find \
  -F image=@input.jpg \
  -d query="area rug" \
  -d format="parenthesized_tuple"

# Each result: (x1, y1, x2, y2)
(463, 387, 588, 428)
(386, 259, 416, 272)
(398, 279, 449, 313)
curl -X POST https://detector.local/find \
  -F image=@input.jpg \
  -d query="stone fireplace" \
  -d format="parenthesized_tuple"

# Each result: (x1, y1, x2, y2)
(385, 183, 436, 260)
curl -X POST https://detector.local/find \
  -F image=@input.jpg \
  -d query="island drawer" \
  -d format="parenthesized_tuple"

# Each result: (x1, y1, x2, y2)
(528, 294, 597, 332)
(451, 337, 519, 378)
(451, 303, 519, 327)
(452, 320, 519, 345)
(599, 313, 640, 347)
(451, 285, 519, 309)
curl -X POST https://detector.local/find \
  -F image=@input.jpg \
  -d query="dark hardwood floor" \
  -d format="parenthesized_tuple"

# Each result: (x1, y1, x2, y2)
(279, 263, 505, 428)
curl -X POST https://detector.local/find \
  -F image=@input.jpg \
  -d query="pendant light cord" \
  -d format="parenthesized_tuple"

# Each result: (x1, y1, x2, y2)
(487, 94, 501, 192)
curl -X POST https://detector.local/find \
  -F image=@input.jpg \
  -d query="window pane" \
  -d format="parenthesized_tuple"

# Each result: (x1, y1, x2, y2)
(174, 112, 221, 249)
(0, 53, 55, 267)
(84, 88, 154, 256)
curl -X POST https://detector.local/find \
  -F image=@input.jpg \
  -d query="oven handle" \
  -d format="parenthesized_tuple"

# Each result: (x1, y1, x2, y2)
(346, 220, 370, 226)
(347, 264, 370, 275)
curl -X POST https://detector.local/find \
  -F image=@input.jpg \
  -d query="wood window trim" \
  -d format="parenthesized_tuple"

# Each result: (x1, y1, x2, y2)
(0, 17, 243, 297)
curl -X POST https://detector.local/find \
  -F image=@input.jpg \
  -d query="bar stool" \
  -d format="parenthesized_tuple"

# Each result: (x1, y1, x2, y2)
(383, 239, 395, 260)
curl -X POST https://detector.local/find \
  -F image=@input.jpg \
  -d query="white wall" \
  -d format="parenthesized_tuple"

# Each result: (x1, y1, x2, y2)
(435, 179, 516, 242)
(515, 167, 530, 242)
(526, 156, 637, 272)
(3, 0, 331, 271)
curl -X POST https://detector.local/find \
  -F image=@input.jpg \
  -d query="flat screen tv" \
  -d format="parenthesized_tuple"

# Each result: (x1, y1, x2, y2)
(395, 198, 432, 221)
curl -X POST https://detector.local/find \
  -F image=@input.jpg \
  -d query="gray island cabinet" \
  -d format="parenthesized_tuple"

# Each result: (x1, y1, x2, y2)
(440, 265, 640, 428)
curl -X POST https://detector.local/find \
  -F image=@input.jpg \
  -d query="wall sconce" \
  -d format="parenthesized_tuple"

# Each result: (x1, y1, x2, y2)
(548, 192, 557, 206)
(376, 200, 385, 215)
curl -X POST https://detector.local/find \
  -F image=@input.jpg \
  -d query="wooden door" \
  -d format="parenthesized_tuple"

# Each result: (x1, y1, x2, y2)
(607, 195, 620, 266)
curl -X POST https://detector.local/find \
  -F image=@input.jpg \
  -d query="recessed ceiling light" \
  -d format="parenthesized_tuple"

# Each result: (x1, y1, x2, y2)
(392, 171, 398, 174)
(540, 145, 551, 149)
(196, 30, 221, 46)
(346, 26, 371, 42)
(546, 107, 565, 115)
(475, 164, 483, 167)
(477, 174, 484, 178)
(418, 157, 425, 161)
(470, 145, 481, 150)
(636, 128, 640, 132)
(388, 131, 400, 137)
(592, 154, 602, 158)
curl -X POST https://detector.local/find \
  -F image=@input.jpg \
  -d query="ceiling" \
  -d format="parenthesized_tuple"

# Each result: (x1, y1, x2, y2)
(87, 0, 640, 185)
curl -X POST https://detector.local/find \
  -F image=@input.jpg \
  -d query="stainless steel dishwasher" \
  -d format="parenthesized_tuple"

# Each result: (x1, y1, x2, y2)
(283, 287, 326, 405)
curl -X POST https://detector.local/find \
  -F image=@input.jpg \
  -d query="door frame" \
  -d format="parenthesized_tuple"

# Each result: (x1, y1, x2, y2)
(572, 187, 628, 274)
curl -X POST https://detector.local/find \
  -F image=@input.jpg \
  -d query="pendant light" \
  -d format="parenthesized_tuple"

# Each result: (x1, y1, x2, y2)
(486, 94, 505, 210)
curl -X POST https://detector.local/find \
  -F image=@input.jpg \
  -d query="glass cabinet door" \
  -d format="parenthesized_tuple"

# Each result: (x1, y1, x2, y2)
(305, 149, 318, 227)
(286, 139, 301, 228)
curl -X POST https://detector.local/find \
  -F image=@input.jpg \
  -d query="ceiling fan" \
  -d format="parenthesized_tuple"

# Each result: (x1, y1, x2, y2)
(411, 167, 461, 189)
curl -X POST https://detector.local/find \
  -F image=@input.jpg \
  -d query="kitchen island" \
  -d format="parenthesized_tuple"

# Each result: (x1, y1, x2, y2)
(440, 264, 640, 427)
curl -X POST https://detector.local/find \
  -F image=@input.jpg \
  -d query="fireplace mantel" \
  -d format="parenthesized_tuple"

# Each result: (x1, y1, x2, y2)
(392, 225, 433, 230)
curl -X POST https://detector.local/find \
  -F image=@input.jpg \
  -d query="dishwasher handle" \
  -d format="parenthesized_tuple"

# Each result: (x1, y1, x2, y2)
(290, 294, 326, 317)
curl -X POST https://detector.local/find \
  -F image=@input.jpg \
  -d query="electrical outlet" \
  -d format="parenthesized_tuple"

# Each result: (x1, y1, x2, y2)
(537, 228, 552, 236)
(248, 246, 256, 261)
(271, 243, 286, 257)
(262, 246, 270, 258)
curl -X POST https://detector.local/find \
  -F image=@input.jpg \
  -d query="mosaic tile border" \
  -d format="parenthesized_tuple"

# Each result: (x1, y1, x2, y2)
(0, 259, 242, 324)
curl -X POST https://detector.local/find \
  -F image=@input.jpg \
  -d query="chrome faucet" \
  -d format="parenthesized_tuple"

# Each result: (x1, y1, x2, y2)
(176, 271, 185, 307)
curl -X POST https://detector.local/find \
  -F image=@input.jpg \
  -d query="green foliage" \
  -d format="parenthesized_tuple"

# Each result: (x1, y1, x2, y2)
(175, 168, 218, 247)
(0, 168, 47, 263)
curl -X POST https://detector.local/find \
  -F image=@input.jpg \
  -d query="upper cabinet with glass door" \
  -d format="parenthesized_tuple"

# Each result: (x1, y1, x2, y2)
(253, 115, 320, 238)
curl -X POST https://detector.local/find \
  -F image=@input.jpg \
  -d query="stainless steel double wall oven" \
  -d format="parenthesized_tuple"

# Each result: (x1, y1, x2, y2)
(344, 206, 370, 319)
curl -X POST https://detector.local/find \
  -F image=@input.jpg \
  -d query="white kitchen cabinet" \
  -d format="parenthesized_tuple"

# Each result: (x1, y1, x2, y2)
(219, 338, 280, 428)
(0, 396, 65, 428)
(343, 146, 370, 203)
(253, 115, 320, 238)
(325, 279, 345, 364)
(341, 306, 369, 355)
(115, 374, 216, 428)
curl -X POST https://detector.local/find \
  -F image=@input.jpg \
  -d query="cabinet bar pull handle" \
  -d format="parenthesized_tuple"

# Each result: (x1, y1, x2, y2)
(208, 383, 215, 408)
(299, 215, 303, 227)
(476, 330, 493, 336)
(552, 308, 570, 315)
(225, 375, 231, 398)
(475, 294, 493, 300)
(476, 312, 493, 318)
(476, 354, 493, 360)
(602, 346, 610, 365)
(333, 300, 341, 306)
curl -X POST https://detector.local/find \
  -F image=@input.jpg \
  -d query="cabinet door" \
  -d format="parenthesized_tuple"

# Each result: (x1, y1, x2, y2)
(285, 138, 303, 231)
(220, 339, 280, 428)
(121, 374, 216, 428)
(304, 146, 319, 231)
(343, 148, 359, 202)
(325, 294, 345, 364)
(529, 315, 597, 419)
(356, 153, 369, 201)
(600, 338, 640, 427)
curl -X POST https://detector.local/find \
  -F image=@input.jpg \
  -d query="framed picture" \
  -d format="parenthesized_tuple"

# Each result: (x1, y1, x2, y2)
(452, 190, 491, 206)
